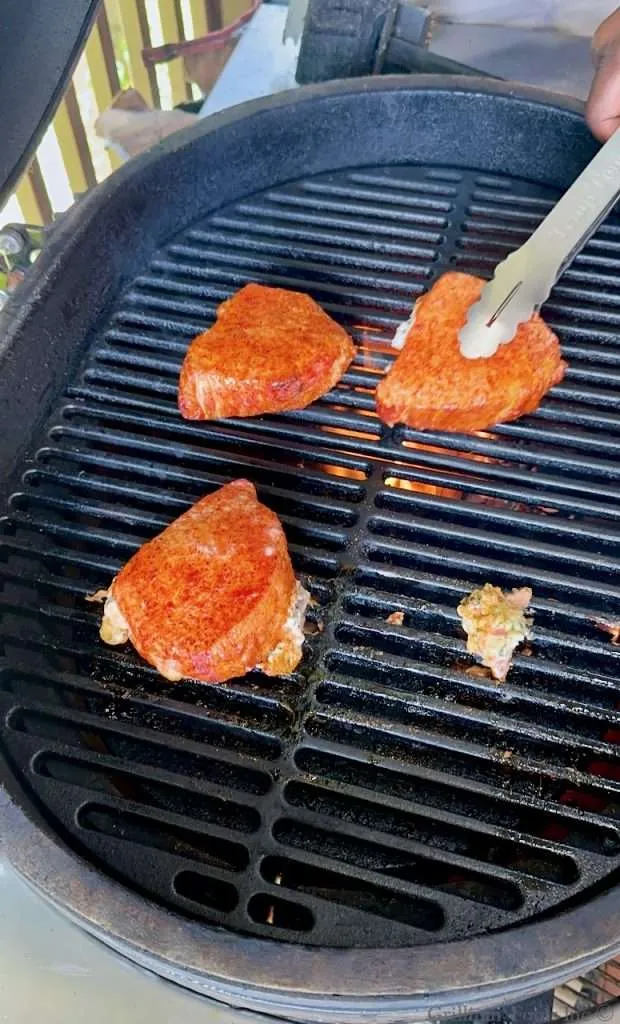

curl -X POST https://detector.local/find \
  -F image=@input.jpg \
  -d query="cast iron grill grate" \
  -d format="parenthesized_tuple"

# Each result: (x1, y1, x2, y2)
(2, 162, 620, 947)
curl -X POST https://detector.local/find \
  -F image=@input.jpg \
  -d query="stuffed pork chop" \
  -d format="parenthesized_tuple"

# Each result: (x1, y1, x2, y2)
(178, 283, 355, 420)
(376, 272, 566, 433)
(98, 479, 309, 683)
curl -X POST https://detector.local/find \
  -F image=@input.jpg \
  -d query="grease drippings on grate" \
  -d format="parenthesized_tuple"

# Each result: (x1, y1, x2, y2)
(3, 163, 620, 946)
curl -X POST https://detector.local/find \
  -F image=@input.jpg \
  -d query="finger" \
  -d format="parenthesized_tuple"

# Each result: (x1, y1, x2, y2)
(586, 47, 620, 141)
(586, 8, 620, 141)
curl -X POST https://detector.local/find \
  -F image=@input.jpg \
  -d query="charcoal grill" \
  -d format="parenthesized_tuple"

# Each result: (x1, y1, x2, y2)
(3, 76, 620, 1022)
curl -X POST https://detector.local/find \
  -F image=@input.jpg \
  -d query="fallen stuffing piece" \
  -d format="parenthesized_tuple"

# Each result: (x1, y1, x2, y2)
(457, 583, 533, 682)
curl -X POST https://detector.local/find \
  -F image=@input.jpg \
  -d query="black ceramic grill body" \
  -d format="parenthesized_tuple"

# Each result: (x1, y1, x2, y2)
(2, 77, 620, 1022)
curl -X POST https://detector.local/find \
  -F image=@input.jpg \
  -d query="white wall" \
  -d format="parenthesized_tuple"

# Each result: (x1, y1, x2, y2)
(429, 1, 618, 37)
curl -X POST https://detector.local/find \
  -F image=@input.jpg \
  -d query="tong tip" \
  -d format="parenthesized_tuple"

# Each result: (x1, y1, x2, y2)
(458, 278, 524, 359)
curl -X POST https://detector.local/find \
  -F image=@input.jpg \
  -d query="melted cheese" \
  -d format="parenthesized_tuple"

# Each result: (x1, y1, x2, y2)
(259, 580, 310, 675)
(99, 590, 130, 645)
(391, 303, 418, 350)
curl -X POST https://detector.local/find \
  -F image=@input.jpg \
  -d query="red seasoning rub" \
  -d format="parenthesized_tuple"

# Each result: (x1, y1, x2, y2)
(376, 272, 566, 433)
(179, 283, 355, 420)
(98, 479, 309, 683)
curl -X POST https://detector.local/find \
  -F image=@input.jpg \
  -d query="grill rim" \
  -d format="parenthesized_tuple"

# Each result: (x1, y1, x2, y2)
(4, 787, 620, 1023)
(2, 75, 620, 1020)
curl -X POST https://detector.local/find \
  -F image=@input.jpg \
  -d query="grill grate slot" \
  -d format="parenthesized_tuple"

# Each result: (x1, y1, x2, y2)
(77, 803, 249, 871)
(283, 780, 580, 886)
(260, 854, 446, 930)
(3, 162, 620, 947)
(270, 824, 522, 913)
(174, 870, 239, 912)
(293, 748, 618, 855)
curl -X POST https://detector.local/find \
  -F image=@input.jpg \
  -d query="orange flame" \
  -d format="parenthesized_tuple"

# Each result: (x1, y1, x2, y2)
(319, 463, 366, 481)
(384, 475, 462, 499)
(321, 425, 378, 443)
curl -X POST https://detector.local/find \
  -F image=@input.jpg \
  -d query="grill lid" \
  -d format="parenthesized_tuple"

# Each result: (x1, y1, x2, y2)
(0, 0, 99, 210)
(1, 77, 620, 1020)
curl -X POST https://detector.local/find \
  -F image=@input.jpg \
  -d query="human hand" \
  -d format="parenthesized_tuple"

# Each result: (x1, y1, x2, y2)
(586, 6, 620, 141)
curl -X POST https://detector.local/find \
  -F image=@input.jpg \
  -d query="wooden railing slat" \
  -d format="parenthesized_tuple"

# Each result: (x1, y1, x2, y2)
(222, 0, 251, 23)
(16, 160, 53, 226)
(136, 0, 162, 108)
(190, 0, 210, 36)
(97, 6, 122, 97)
(158, 0, 192, 106)
(117, 0, 157, 106)
(53, 86, 98, 195)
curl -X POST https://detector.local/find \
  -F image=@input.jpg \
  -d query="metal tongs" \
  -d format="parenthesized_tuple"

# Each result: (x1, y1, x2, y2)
(459, 129, 620, 359)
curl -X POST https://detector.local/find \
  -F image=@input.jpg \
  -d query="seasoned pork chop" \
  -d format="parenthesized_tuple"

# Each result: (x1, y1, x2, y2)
(376, 272, 566, 433)
(98, 479, 309, 683)
(178, 283, 355, 420)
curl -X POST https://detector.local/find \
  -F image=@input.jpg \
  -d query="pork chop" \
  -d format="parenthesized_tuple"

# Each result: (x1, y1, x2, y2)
(178, 283, 355, 420)
(376, 272, 566, 433)
(98, 479, 309, 683)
